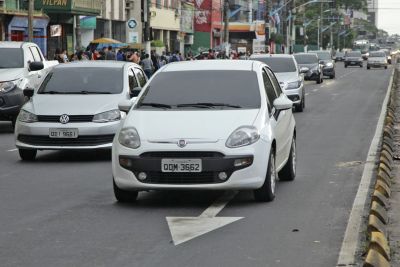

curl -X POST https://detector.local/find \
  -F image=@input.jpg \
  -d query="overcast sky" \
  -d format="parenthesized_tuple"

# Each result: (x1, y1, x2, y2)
(377, 0, 400, 35)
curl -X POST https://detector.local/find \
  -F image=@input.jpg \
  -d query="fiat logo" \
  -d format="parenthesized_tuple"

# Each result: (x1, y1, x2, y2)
(177, 139, 187, 148)
(59, 114, 69, 124)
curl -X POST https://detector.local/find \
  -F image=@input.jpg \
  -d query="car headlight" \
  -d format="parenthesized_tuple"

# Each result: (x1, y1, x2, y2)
(286, 80, 302, 90)
(325, 62, 333, 67)
(226, 126, 260, 148)
(0, 80, 18, 93)
(118, 127, 141, 149)
(18, 110, 38, 123)
(92, 109, 121, 123)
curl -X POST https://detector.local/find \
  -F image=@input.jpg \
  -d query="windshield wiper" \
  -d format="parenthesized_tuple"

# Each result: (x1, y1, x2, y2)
(178, 103, 242, 109)
(76, 91, 112, 94)
(140, 102, 172, 109)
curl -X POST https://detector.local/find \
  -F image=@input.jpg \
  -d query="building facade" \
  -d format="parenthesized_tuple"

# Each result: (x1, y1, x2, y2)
(94, 0, 127, 44)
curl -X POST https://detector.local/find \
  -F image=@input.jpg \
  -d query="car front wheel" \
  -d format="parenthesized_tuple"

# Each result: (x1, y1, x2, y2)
(254, 148, 276, 202)
(279, 137, 296, 181)
(19, 149, 37, 161)
(113, 178, 138, 202)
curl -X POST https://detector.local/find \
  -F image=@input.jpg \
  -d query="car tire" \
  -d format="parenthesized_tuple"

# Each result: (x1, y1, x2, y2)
(295, 97, 305, 112)
(345, 64, 348, 68)
(113, 178, 138, 202)
(385, 66, 388, 69)
(367, 66, 370, 70)
(254, 148, 276, 202)
(360, 64, 363, 68)
(279, 136, 296, 181)
(11, 117, 17, 129)
(330, 74, 335, 79)
(19, 149, 37, 161)
(316, 75, 322, 84)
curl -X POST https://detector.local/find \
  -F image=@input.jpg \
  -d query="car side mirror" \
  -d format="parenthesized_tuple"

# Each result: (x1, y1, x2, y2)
(130, 86, 141, 98)
(118, 99, 134, 113)
(299, 67, 309, 73)
(29, 61, 44, 72)
(273, 95, 293, 111)
(23, 88, 34, 98)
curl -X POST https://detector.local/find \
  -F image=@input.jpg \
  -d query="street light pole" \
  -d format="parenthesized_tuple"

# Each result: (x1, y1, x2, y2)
(28, 0, 34, 42)
(223, 0, 229, 44)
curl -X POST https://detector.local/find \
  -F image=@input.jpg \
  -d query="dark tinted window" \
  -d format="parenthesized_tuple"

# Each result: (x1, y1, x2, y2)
(0, 48, 24, 68)
(129, 69, 139, 90)
(29, 47, 43, 62)
(310, 51, 331, 60)
(294, 54, 318, 64)
(346, 52, 362, 57)
(266, 68, 282, 96)
(252, 57, 296, 72)
(369, 52, 385, 57)
(136, 70, 261, 109)
(134, 68, 147, 87)
(38, 67, 123, 94)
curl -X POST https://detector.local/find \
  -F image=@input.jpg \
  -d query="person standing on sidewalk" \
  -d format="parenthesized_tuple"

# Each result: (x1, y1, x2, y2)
(105, 45, 116, 60)
(141, 54, 154, 78)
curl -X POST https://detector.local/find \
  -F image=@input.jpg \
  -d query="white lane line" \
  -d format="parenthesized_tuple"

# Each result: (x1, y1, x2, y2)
(338, 70, 357, 79)
(7, 148, 17, 152)
(336, 68, 395, 266)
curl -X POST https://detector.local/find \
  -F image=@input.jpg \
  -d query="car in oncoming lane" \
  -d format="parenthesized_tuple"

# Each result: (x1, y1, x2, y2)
(112, 60, 296, 203)
(334, 52, 345, 62)
(250, 54, 306, 112)
(15, 61, 147, 161)
(294, 53, 323, 84)
(367, 51, 388, 70)
(344, 51, 363, 68)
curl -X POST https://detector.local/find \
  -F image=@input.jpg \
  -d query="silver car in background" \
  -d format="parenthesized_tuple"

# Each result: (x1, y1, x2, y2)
(367, 51, 388, 70)
(15, 61, 147, 160)
(250, 54, 306, 112)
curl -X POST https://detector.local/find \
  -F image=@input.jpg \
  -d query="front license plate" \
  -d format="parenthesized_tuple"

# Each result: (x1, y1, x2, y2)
(161, 159, 202, 173)
(49, 128, 79, 138)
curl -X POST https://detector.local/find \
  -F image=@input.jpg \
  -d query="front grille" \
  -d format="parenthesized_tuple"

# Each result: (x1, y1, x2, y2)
(140, 151, 224, 158)
(37, 115, 94, 123)
(18, 134, 114, 146)
(138, 171, 223, 184)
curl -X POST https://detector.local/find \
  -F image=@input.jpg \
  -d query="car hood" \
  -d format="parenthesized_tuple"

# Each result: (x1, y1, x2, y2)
(275, 72, 299, 83)
(0, 68, 26, 82)
(126, 109, 260, 140)
(25, 94, 126, 115)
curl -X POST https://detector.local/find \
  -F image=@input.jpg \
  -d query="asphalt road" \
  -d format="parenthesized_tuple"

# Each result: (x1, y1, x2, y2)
(0, 63, 393, 267)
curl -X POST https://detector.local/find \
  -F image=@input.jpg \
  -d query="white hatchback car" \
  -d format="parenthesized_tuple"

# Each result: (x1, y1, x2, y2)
(112, 60, 296, 202)
(15, 61, 147, 160)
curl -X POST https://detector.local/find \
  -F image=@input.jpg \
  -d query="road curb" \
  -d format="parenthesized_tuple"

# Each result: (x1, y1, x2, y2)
(362, 65, 398, 267)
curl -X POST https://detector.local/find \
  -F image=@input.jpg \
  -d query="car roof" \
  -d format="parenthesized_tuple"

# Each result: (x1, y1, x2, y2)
(53, 61, 138, 69)
(161, 60, 262, 72)
(0, 41, 36, 48)
(250, 54, 294, 59)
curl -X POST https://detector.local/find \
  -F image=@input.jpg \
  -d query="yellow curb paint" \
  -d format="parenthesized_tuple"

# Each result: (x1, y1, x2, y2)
(379, 163, 392, 178)
(382, 143, 394, 155)
(368, 214, 387, 235)
(370, 232, 391, 261)
(363, 249, 390, 267)
(371, 201, 388, 224)
(377, 171, 392, 188)
(372, 191, 389, 210)
(379, 157, 392, 171)
(375, 180, 391, 198)
(380, 150, 394, 165)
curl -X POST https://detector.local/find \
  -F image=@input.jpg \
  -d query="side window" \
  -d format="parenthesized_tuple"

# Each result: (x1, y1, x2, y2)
(25, 49, 35, 63)
(128, 69, 139, 90)
(29, 47, 43, 62)
(262, 69, 278, 106)
(266, 68, 282, 96)
(134, 68, 147, 87)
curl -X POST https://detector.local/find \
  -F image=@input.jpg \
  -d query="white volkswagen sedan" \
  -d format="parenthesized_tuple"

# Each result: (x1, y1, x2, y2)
(112, 60, 296, 202)
(15, 61, 147, 160)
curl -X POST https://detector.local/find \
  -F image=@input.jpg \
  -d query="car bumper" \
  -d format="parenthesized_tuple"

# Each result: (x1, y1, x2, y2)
(15, 120, 121, 150)
(322, 67, 335, 76)
(0, 88, 24, 120)
(283, 84, 304, 104)
(304, 71, 320, 81)
(112, 139, 270, 190)
(368, 63, 387, 68)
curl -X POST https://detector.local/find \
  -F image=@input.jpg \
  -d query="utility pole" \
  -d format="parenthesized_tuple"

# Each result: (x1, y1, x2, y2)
(317, 16, 320, 49)
(265, 0, 270, 53)
(330, 10, 333, 52)
(75, 16, 82, 51)
(144, 0, 151, 54)
(320, 2, 323, 49)
(223, 0, 229, 43)
(28, 0, 34, 42)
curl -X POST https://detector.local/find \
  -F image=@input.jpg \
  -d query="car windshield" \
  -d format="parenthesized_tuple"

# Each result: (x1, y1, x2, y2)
(0, 48, 24, 68)
(38, 67, 123, 94)
(346, 52, 362, 57)
(369, 52, 386, 57)
(252, 57, 297, 73)
(294, 54, 317, 64)
(310, 51, 331, 60)
(136, 70, 261, 109)
(336, 52, 345, 56)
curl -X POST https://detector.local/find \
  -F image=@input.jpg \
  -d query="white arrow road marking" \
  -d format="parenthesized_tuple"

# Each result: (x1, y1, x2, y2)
(166, 191, 243, 245)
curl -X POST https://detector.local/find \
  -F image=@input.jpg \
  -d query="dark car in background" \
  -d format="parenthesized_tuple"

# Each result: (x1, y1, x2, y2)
(309, 50, 335, 79)
(334, 52, 345, 62)
(344, 51, 363, 68)
(294, 53, 323, 84)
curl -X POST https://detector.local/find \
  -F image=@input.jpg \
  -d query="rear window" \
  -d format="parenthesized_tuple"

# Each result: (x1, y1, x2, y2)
(310, 51, 331, 60)
(0, 48, 24, 68)
(136, 70, 261, 109)
(252, 57, 297, 73)
(294, 54, 318, 64)
(369, 52, 385, 57)
(38, 67, 123, 94)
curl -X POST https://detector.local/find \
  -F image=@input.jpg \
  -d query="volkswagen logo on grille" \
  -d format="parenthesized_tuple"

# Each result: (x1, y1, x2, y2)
(177, 139, 187, 148)
(59, 114, 70, 124)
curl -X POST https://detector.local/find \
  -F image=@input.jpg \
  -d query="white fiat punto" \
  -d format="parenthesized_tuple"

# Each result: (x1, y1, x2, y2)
(112, 60, 296, 202)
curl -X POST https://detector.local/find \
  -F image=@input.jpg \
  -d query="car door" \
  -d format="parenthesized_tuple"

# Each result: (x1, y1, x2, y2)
(266, 67, 293, 167)
(261, 67, 286, 168)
